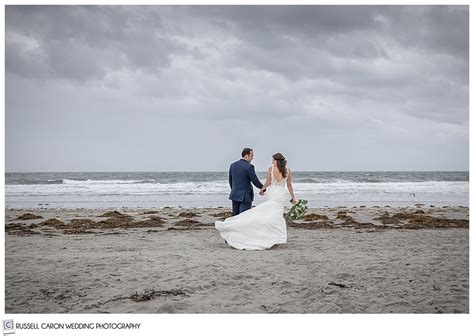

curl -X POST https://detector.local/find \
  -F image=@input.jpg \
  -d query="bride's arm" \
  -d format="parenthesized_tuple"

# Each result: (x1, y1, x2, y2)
(259, 168, 272, 195)
(287, 169, 297, 203)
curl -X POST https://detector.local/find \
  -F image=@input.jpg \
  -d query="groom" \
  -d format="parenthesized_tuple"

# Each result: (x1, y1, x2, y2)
(228, 148, 265, 216)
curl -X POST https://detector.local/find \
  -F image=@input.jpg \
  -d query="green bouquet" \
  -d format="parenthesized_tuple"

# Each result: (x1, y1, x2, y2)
(287, 199, 309, 220)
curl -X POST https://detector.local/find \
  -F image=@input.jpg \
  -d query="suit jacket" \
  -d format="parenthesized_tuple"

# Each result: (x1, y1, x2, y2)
(228, 159, 264, 203)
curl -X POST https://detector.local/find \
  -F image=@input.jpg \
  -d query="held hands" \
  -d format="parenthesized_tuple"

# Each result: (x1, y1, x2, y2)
(259, 188, 266, 195)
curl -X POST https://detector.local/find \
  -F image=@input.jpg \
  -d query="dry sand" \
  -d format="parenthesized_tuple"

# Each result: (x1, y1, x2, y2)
(4, 205, 469, 313)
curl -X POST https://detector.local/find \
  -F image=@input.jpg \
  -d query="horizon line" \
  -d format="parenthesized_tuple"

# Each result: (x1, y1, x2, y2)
(5, 170, 470, 173)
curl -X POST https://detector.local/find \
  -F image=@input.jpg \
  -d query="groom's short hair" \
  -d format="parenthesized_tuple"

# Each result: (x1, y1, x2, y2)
(241, 148, 253, 157)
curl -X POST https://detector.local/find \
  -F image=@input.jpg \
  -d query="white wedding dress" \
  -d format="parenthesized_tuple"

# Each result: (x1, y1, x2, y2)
(215, 167, 289, 250)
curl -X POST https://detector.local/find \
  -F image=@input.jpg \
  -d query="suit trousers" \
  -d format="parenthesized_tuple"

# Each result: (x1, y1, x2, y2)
(232, 200, 252, 216)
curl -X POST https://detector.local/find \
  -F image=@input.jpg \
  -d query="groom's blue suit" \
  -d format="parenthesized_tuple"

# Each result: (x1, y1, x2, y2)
(228, 158, 264, 216)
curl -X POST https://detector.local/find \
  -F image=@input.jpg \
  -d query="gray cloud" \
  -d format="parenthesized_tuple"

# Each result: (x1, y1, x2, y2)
(6, 5, 187, 80)
(5, 5, 469, 172)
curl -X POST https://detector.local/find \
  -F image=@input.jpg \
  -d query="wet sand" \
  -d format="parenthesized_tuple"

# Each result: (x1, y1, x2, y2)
(4, 205, 469, 313)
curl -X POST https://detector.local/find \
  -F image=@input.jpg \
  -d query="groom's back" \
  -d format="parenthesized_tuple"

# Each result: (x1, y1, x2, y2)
(229, 159, 252, 202)
(230, 159, 250, 186)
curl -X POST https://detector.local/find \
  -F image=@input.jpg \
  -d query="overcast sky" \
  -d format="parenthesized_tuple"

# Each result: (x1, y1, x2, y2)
(5, 5, 469, 172)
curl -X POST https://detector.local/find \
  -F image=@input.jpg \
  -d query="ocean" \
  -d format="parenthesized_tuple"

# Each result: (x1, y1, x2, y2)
(5, 171, 469, 209)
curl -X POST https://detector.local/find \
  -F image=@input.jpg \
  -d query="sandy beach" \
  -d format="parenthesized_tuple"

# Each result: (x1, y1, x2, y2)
(4, 205, 469, 313)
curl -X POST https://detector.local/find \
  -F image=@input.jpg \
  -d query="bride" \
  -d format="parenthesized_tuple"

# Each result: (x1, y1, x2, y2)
(215, 153, 298, 250)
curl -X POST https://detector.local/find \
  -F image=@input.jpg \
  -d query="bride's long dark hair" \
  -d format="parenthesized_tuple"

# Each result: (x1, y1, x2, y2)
(272, 153, 287, 178)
